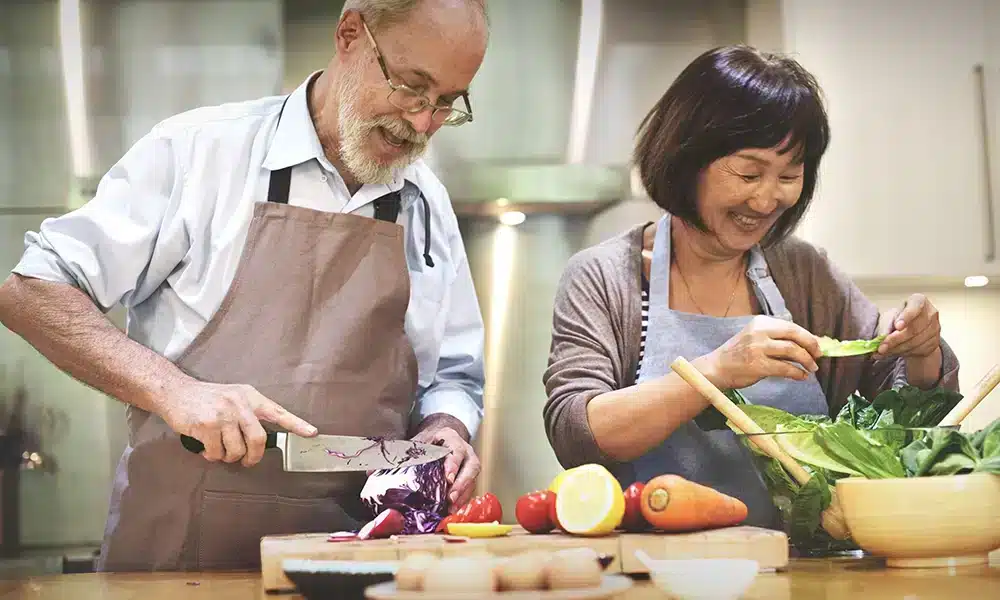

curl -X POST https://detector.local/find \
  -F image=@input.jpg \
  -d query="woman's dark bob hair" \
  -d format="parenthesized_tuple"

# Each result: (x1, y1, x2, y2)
(633, 44, 830, 247)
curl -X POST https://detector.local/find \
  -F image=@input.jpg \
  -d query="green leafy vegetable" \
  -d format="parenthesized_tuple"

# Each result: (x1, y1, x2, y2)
(817, 335, 885, 357)
(870, 386, 963, 428)
(787, 469, 832, 543)
(811, 421, 907, 478)
(900, 418, 1000, 476)
(694, 389, 748, 430)
(719, 383, 990, 554)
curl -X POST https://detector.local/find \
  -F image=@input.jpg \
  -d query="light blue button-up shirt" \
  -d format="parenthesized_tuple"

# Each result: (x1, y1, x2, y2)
(11, 72, 486, 439)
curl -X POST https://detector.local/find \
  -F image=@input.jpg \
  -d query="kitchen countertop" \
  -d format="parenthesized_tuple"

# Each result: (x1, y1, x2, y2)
(0, 556, 998, 599)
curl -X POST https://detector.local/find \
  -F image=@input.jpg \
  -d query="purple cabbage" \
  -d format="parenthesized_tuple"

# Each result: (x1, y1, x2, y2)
(359, 457, 448, 534)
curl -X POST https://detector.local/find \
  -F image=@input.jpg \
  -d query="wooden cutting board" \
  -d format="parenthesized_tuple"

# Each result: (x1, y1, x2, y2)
(260, 526, 789, 592)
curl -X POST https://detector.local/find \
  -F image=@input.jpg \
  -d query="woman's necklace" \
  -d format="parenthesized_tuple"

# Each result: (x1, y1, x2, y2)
(674, 256, 745, 317)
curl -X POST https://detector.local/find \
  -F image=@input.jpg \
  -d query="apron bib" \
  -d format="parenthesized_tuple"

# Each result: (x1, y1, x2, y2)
(624, 214, 828, 530)
(97, 96, 420, 571)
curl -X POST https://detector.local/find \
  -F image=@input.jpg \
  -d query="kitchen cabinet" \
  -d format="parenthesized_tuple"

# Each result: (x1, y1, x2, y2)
(770, 0, 1000, 281)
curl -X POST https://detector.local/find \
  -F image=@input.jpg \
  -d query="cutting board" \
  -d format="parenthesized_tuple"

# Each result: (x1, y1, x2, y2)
(260, 526, 789, 592)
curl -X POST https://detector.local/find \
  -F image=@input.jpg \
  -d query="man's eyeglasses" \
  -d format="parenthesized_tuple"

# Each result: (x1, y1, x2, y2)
(360, 18, 474, 127)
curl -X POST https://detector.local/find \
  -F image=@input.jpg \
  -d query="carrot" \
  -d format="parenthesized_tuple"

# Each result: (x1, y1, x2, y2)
(639, 474, 748, 532)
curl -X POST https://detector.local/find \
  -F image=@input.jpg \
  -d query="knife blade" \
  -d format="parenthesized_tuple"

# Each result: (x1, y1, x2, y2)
(180, 432, 451, 472)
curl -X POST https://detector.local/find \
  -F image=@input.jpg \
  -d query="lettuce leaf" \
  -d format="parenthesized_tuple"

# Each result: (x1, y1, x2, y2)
(818, 335, 885, 357)
(811, 422, 906, 478)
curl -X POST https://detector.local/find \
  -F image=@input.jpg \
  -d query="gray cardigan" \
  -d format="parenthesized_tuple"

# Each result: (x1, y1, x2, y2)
(541, 222, 961, 470)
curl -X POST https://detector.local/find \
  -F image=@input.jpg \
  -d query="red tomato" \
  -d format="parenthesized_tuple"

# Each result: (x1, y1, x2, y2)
(549, 492, 564, 532)
(621, 482, 647, 532)
(437, 492, 504, 533)
(515, 490, 555, 533)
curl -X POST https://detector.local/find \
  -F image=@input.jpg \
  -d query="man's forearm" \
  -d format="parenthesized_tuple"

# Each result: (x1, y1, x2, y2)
(0, 274, 191, 414)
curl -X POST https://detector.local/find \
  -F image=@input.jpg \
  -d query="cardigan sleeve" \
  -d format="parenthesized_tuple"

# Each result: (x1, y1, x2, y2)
(541, 247, 631, 470)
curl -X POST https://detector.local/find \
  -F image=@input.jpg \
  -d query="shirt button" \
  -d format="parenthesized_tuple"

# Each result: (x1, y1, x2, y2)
(320, 175, 328, 182)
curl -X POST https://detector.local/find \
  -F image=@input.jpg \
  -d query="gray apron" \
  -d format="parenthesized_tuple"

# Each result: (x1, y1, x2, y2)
(97, 96, 420, 571)
(624, 214, 828, 530)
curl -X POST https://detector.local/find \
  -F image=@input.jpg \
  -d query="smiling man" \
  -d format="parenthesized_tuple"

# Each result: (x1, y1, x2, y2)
(0, 0, 489, 572)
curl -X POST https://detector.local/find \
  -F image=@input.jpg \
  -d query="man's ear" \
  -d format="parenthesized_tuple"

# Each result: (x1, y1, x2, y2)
(335, 10, 365, 55)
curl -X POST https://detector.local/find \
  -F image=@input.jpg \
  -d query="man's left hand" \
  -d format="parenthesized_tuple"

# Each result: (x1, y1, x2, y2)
(412, 414, 480, 511)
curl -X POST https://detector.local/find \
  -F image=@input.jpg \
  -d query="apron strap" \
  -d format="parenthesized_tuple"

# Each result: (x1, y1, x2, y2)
(266, 167, 292, 205)
(373, 192, 401, 222)
(746, 247, 793, 321)
(647, 214, 672, 314)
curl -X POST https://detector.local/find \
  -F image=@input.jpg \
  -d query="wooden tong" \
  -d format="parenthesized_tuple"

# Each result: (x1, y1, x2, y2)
(670, 356, 851, 540)
(939, 364, 1000, 428)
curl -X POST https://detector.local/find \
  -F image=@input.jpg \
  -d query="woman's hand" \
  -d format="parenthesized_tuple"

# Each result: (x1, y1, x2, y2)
(874, 293, 942, 359)
(873, 293, 943, 388)
(700, 316, 822, 390)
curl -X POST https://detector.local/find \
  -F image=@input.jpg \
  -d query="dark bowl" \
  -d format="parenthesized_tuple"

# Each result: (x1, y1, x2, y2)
(282, 558, 398, 599)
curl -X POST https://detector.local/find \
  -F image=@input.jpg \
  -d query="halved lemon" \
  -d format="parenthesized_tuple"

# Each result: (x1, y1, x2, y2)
(553, 464, 624, 536)
(548, 468, 575, 493)
(446, 522, 513, 538)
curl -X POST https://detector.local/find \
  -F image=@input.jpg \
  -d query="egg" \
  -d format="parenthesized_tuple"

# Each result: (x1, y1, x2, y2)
(394, 552, 438, 591)
(497, 550, 552, 591)
(422, 556, 498, 593)
(546, 547, 602, 589)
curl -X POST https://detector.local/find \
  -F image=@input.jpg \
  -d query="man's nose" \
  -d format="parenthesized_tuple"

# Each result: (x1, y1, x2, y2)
(402, 107, 434, 135)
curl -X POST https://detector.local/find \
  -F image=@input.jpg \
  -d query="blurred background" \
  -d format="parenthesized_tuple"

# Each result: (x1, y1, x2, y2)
(1, 0, 998, 575)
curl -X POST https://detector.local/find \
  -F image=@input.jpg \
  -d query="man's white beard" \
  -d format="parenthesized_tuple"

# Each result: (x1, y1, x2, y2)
(336, 64, 429, 185)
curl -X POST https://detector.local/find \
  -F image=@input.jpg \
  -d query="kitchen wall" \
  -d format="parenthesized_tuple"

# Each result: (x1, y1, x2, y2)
(1, 0, 283, 550)
(1, 0, 998, 555)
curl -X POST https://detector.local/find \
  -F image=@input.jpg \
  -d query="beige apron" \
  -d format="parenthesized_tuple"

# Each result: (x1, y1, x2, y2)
(97, 98, 420, 571)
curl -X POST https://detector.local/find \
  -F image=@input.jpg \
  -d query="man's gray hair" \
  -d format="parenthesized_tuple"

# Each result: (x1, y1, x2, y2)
(341, 0, 487, 33)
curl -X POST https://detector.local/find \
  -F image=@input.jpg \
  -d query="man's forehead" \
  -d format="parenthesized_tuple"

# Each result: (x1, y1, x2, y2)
(375, 5, 487, 89)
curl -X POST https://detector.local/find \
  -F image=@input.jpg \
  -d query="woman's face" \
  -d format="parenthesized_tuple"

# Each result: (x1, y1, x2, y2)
(694, 143, 806, 252)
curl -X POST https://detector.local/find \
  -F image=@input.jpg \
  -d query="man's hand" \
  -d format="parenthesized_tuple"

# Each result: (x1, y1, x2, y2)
(411, 414, 480, 511)
(161, 380, 317, 467)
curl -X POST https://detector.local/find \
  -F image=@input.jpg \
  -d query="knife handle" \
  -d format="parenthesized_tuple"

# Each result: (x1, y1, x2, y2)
(180, 432, 279, 454)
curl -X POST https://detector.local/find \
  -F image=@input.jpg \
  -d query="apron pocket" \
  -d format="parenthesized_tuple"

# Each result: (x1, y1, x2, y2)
(196, 490, 360, 571)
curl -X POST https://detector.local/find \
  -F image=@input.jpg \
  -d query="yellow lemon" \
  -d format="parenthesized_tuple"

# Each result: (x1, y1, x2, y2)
(446, 522, 513, 538)
(548, 468, 574, 493)
(553, 464, 625, 536)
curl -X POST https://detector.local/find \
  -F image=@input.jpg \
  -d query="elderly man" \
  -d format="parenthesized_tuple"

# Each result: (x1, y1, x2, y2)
(0, 0, 489, 572)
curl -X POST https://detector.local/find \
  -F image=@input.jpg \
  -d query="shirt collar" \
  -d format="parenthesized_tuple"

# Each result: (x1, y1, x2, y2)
(262, 70, 337, 173)
(262, 70, 416, 198)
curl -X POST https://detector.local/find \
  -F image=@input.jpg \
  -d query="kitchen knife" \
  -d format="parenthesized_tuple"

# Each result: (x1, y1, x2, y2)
(180, 432, 451, 472)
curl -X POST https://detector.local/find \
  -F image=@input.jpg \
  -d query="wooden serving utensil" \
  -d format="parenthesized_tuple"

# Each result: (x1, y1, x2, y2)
(670, 356, 851, 540)
(938, 363, 1000, 428)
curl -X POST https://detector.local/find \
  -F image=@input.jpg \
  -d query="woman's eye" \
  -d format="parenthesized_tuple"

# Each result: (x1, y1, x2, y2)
(739, 173, 760, 182)
(780, 174, 802, 182)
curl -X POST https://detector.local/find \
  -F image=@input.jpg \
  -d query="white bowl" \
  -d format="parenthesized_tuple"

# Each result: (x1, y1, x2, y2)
(640, 555, 759, 600)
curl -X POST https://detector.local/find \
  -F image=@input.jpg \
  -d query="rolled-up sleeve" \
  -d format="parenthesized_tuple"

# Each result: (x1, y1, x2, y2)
(413, 239, 485, 440)
(12, 130, 180, 312)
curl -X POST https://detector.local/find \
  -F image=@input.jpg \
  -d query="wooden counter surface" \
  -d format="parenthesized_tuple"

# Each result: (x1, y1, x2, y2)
(1, 556, 998, 599)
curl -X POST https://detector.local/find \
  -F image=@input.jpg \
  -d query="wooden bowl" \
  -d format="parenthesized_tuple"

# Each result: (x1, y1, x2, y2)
(835, 473, 1000, 568)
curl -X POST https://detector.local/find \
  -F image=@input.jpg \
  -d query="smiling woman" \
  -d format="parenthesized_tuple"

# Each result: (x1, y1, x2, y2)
(541, 44, 962, 533)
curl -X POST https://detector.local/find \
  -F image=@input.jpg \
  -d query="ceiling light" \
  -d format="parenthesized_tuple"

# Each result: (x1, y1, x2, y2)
(498, 211, 526, 226)
(964, 275, 989, 288)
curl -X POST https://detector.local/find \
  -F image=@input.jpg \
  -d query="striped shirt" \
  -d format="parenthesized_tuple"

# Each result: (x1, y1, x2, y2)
(636, 273, 650, 380)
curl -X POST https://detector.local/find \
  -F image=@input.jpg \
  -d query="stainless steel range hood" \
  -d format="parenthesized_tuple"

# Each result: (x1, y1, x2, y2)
(425, 0, 630, 217)
(58, 0, 284, 203)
